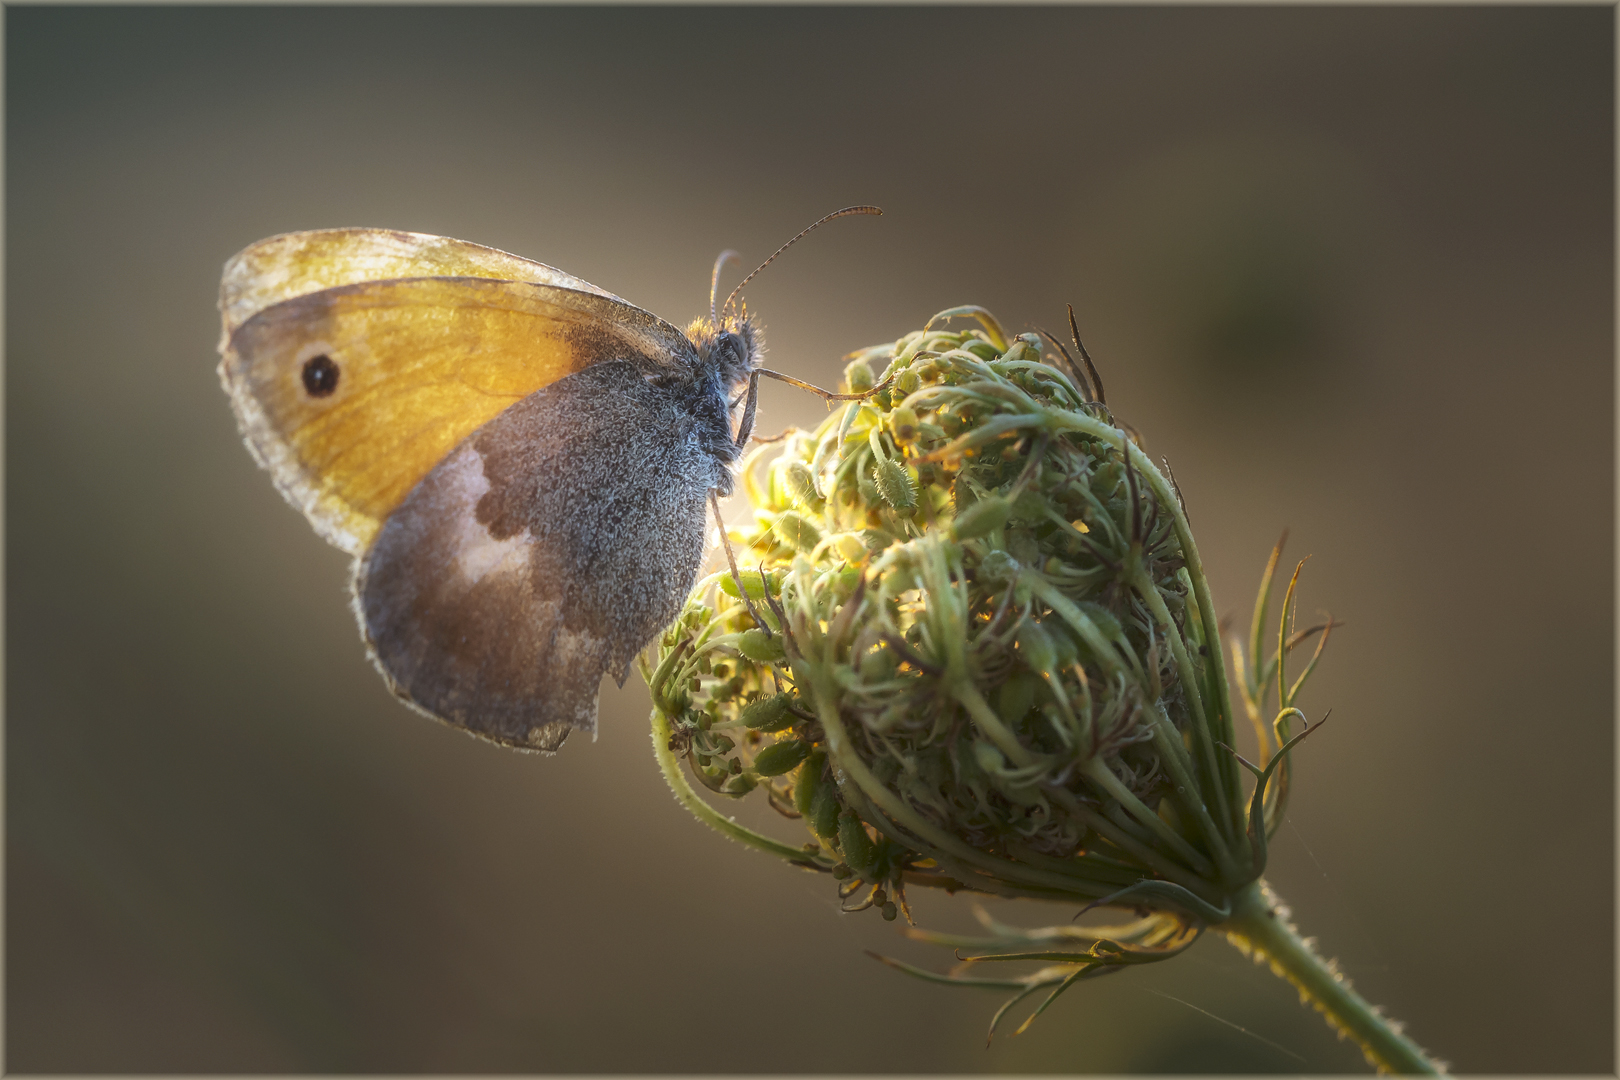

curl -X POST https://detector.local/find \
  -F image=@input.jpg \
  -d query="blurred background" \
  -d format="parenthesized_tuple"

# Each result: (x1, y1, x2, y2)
(6, 6, 1612, 1073)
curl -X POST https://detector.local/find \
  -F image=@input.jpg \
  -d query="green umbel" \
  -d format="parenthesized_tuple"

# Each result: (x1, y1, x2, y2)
(643, 308, 1445, 1074)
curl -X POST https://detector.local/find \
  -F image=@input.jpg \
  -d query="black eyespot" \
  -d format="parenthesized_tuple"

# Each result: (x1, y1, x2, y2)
(302, 354, 339, 397)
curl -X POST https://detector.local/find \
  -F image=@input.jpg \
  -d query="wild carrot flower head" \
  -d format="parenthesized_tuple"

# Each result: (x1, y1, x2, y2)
(645, 306, 1330, 1036)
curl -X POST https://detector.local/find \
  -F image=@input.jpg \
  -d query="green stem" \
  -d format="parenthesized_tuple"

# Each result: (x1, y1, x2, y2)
(1219, 880, 1446, 1075)
(647, 708, 828, 867)
(952, 678, 1041, 768)
(1082, 759, 1215, 879)
(805, 665, 1125, 900)
(1129, 563, 1239, 863)
(1145, 702, 1240, 879)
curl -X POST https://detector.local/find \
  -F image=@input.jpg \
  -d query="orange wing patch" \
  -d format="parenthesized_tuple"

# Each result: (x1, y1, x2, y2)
(219, 276, 695, 555)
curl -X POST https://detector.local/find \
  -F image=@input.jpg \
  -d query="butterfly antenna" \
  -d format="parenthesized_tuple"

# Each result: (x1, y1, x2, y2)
(721, 205, 882, 318)
(710, 249, 741, 323)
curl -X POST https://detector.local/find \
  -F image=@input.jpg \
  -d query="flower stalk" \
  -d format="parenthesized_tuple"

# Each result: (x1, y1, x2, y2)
(641, 307, 1446, 1073)
(1223, 880, 1439, 1074)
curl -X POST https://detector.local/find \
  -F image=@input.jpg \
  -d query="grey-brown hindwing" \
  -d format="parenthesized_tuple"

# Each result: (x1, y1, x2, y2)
(355, 361, 726, 752)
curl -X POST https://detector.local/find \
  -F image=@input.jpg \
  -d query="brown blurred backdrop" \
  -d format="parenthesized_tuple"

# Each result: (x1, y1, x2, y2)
(6, 6, 1613, 1073)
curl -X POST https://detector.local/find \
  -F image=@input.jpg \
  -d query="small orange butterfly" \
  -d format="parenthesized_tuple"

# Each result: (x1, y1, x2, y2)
(218, 209, 878, 752)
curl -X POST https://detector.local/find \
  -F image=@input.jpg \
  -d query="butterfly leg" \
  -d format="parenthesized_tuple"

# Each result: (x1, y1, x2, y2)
(709, 489, 772, 637)
(734, 369, 761, 448)
(756, 367, 893, 402)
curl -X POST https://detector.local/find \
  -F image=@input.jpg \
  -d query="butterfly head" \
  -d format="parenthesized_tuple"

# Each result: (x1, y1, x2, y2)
(686, 311, 764, 393)
(688, 206, 881, 397)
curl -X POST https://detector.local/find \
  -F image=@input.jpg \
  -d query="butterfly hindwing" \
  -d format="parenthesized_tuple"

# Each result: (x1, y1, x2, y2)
(219, 272, 698, 554)
(355, 361, 726, 752)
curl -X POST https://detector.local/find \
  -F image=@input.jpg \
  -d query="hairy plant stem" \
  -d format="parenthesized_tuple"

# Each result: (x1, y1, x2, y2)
(649, 704, 825, 867)
(1219, 880, 1444, 1075)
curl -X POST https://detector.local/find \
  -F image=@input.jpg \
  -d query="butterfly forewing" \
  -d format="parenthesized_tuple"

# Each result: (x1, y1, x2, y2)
(219, 275, 698, 554)
(218, 227, 632, 338)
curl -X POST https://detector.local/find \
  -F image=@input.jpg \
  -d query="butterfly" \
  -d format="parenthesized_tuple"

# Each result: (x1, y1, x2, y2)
(218, 209, 878, 753)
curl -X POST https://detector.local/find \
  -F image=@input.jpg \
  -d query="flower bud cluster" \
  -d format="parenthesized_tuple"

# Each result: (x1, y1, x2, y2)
(649, 309, 1255, 924)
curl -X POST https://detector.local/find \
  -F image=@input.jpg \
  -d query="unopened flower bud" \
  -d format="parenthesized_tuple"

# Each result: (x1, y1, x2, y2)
(844, 358, 874, 394)
(736, 629, 785, 663)
(739, 692, 795, 732)
(872, 459, 917, 515)
(781, 460, 823, 511)
(951, 496, 1010, 539)
(754, 738, 812, 777)
(773, 510, 823, 553)
(889, 405, 921, 445)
